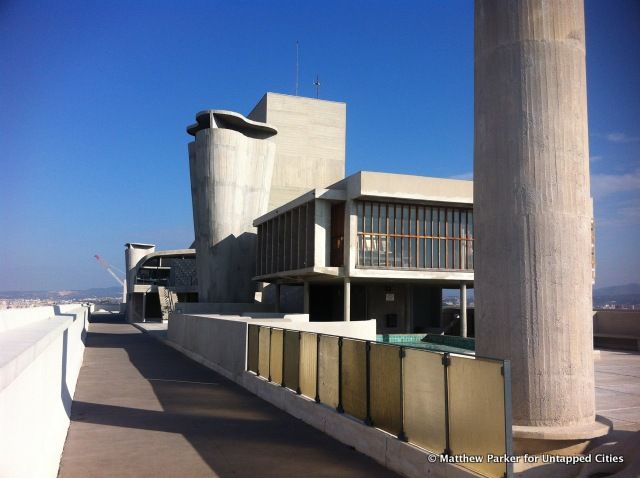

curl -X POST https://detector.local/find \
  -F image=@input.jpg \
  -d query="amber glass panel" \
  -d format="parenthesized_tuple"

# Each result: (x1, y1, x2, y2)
(448, 356, 506, 478)
(269, 329, 283, 385)
(283, 330, 300, 391)
(299, 332, 318, 399)
(247, 325, 259, 373)
(403, 349, 446, 453)
(341, 339, 367, 420)
(258, 327, 271, 379)
(318, 335, 339, 408)
(370, 343, 402, 436)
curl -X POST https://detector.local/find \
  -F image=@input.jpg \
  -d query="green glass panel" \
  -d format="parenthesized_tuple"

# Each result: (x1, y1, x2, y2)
(247, 324, 259, 373)
(341, 339, 367, 421)
(448, 356, 507, 478)
(258, 326, 270, 379)
(370, 343, 402, 436)
(299, 332, 318, 399)
(403, 349, 446, 453)
(318, 335, 339, 408)
(283, 330, 300, 391)
(269, 329, 283, 385)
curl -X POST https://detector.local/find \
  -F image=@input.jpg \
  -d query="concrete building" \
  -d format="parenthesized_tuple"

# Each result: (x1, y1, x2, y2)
(187, 94, 346, 306)
(253, 171, 474, 334)
(124, 244, 196, 322)
(474, 0, 607, 451)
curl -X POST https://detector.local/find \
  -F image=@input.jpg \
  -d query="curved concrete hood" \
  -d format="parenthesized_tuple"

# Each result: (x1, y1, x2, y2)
(187, 110, 277, 139)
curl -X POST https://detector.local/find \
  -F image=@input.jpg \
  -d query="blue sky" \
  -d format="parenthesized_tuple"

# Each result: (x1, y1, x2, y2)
(1, 0, 638, 291)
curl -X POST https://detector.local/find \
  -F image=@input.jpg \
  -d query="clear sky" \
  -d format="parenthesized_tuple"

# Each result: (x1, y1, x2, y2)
(1, 0, 638, 291)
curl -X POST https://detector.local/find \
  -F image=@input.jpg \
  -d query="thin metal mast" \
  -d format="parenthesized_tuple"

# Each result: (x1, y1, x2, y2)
(314, 74, 320, 99)
(295, 41, 299, 96)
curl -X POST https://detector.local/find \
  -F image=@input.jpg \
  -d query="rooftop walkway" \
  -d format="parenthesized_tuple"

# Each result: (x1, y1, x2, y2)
(58, 315, 397, 478)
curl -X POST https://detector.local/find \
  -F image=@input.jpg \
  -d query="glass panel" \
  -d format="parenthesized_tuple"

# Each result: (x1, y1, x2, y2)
(388, 205, 395, 234)
(439, 209, 446, 237)
(319, 335, 339, 408)
(380, 237, 387, 267)
(270, 328, 283, 384)
(395, 205, 402, 235)
(388, 237, 395, 267)
(447, 240, 454, 268)
(410, 206, 416, 235)
(370, 343, 402, 436)
(448, 356, 507, 478)
(247, 324, 259, 373)
(425, 207, 432, 235)
(380, 204, 387, 234)
(426, 238, 432, 268)
(403, 349, 446, 453)
(372, 236, 379, 266)
(299, 332, 318, 399)
(357, 202, 364, 233)
(446, 209, 453, 237)
(418, 207, 425, 237)
(258, 326, 270, 379)
(358, 235, 364, 266)
(419, 238, 425, 268)
(439, 239, 446, 268)
(372, 203, 379, 233)
(364, 202, 371, 232)
(402, 237, 409, 267)
(341, 339, 367, 421)
(283, 330, 300, 391)
(402, 206, 409, 234)
(433, 238, 439, 268)
(411, 237, 417, 268)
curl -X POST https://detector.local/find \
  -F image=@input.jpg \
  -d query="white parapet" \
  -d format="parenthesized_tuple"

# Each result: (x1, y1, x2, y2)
(0, 304, 89, 478)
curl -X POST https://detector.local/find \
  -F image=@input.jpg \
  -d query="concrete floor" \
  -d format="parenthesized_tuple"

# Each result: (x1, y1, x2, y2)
(58, 315, 397, 478)
(594, 349, 640, 433)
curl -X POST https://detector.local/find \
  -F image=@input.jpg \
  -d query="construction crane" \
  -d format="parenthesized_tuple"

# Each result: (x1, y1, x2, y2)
(94, 254, 126, 287)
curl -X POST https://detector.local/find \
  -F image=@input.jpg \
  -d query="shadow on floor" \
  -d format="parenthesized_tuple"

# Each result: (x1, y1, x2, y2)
(63, 320, 396, 478)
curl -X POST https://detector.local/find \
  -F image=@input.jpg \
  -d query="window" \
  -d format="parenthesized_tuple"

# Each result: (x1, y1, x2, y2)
(355, 200, 474, 270)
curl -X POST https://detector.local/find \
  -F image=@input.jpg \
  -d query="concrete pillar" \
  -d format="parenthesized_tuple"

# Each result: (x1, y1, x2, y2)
(141, 292, 147, 323)
(274, 284, 281, 313)
(343, 278, 351, 322)
(474, 0, 606, 445)
(303, 281, 310, 314)
(459, 283, 467, 338)
(124, 243, 155, 322)
(187, 110, 277, 303)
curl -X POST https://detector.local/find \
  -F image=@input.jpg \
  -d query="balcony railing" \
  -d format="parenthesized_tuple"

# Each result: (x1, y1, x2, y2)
(247, 324, 513, 478)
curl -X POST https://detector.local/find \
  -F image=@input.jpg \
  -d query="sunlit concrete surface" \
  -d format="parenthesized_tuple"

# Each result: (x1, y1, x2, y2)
(58, 314, 396, 478)
(594, 349, 640, 432)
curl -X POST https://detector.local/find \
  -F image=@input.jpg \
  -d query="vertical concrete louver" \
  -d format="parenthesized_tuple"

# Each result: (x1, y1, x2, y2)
(187, 110, 277, 303)
(474, 0, 606, 447)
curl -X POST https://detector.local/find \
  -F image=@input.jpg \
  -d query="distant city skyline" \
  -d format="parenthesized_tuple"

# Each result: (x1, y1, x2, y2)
(1, 0, 638, 290)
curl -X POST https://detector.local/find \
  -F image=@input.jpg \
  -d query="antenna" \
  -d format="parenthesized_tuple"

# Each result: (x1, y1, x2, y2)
(314, 74, 320, 99)
(295, 41, 299, 96)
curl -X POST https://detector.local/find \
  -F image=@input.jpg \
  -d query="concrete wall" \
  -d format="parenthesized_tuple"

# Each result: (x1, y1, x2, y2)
(593, 310, 640, 350)
(188, 112, 276, 303)
(248, 93, 346, 210)
(0, 305, 88, 478)
(167, 313, 376, 380)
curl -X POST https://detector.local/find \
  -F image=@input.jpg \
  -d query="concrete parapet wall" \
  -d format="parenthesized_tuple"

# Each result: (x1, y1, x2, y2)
(593, 310, 640, 336)
(167, 313, 377, 380)
(0, 305, 88, 478)
(593, 310, 640, 351)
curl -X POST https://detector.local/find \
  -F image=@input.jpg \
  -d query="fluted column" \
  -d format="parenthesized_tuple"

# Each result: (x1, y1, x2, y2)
(474, 0, 602, 440)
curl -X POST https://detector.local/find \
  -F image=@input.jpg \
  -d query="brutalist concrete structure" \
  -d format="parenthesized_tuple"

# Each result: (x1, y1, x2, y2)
(474, 0, 607, 451)
(187, 110, 277, 303)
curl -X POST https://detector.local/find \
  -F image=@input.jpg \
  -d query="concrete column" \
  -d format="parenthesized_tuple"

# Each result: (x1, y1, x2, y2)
(187, 111, 277, 303)
(141, 292, 147, 323)
(474, 0, 606, 445)
(274, 284, 281, 313)
(459, 283, 467, 338)
(343, 278, 351, 322)
(303, 281, 310, 314)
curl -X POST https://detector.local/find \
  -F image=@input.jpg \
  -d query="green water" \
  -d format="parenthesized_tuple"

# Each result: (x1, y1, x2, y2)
(375, 334, 474, 355)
